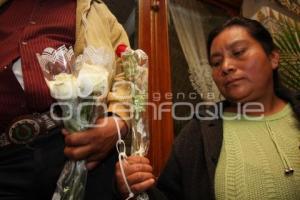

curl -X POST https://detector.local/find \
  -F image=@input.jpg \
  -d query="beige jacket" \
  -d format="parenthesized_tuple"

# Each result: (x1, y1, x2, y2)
(75, 0, 131, 122)
(0, 0, 131, 122)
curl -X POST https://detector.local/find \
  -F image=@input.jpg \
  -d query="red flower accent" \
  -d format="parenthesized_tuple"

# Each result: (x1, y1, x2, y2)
(115, 44, 128, 57)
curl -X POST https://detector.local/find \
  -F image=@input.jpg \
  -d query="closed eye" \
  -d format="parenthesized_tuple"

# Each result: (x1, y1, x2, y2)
(210, 56, 222, 68)
(211, 61, 221, 68)
(232, 48, 246, 57)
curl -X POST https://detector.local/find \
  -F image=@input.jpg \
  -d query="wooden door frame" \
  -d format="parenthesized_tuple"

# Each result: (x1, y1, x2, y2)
(138, 0, 174, 176)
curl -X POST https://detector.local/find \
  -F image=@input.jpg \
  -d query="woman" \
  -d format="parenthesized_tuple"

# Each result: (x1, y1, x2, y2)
(115, 17, 300, 200)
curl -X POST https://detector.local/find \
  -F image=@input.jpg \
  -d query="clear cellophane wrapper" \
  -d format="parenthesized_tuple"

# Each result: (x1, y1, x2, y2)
(37, 45, 114, 200)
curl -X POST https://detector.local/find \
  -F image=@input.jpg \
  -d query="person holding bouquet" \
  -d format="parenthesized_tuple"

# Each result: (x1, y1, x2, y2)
(0, 0, 131, 199)
(115, 17, 300, 199)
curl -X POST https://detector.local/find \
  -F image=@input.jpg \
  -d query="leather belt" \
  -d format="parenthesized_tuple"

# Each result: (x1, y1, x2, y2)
(0, 112, 62, 147)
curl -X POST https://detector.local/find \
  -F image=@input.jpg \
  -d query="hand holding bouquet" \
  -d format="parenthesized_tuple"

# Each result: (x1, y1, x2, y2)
(37, 45, 114, 200)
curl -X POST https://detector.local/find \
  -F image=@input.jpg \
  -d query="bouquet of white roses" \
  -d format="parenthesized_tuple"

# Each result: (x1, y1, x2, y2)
(36, 45, 114, 200)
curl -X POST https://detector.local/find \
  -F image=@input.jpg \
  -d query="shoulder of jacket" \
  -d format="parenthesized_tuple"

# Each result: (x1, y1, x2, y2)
(174, 119, 203, 147)
(176, 105, 224, 143)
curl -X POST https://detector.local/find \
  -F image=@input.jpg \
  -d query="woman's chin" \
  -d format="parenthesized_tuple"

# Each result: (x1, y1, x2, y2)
(224, 93, 251, 103)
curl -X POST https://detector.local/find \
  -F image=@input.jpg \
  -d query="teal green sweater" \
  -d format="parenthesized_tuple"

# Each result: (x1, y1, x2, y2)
(215, 104, 300, 199)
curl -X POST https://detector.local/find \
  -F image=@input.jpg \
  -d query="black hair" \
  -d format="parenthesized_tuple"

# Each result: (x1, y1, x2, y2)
(206, 16, 300, 120)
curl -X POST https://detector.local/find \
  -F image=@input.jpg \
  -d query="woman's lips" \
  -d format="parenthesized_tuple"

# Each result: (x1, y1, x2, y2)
(224, 77, 244, 87)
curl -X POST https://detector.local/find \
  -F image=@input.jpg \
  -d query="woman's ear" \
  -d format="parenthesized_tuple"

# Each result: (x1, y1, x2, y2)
(269, 50, 280, 70)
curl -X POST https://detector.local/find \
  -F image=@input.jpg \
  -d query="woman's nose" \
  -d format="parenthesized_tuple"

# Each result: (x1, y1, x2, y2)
(221, 58, 236, 75)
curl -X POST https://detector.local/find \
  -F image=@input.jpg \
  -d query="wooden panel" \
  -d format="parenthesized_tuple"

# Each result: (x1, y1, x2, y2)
(200, 0, 242, 16)
(138, 0, 174, 176)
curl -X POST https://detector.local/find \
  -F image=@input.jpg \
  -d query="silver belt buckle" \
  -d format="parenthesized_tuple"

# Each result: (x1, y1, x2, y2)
(7, 114, 44, 145)
(2, 112, 61, 147)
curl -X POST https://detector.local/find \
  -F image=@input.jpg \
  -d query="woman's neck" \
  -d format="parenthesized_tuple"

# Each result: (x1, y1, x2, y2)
(225, 95, 287, 116)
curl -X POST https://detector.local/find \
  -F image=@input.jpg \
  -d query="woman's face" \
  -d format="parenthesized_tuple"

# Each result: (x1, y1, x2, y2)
(210, 26, 279, 103)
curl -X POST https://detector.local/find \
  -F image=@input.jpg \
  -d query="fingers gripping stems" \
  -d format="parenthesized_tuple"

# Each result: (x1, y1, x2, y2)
(113, 117, 134, 199)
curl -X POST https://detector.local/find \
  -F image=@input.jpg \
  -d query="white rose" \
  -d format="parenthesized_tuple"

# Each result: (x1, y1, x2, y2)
(76, 63, 109, 98)
(46, 73, 77, 100)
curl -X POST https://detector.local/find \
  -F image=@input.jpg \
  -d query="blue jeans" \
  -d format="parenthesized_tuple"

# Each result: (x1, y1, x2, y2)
(0, 128, 117, 200)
